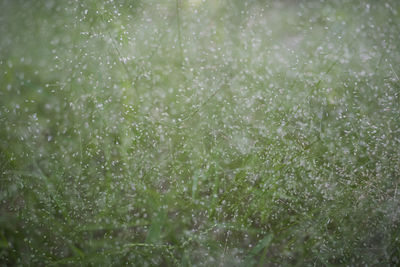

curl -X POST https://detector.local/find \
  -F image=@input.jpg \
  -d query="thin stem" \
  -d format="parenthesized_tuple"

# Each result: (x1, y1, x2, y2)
(175, 0, 184, 67)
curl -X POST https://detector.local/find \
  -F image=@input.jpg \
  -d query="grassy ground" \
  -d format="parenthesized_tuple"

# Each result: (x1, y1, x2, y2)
(1, 0, 400, 266)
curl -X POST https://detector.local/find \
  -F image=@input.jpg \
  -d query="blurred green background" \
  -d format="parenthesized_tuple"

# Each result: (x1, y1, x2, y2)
(1, 0, 400, 265)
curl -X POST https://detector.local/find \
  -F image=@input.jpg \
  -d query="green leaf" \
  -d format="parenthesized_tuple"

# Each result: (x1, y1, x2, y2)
(243, 234, 273, 267)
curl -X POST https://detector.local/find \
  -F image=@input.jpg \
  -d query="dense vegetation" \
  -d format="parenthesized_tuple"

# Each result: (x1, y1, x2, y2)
(1, 0, 399, 265)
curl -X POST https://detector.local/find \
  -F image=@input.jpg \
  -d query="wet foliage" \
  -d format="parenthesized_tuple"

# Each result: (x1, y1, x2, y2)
(0, 0, 399, 265)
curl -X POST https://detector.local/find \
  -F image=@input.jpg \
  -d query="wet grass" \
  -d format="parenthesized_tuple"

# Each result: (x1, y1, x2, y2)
(1, 0, 400, 266)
